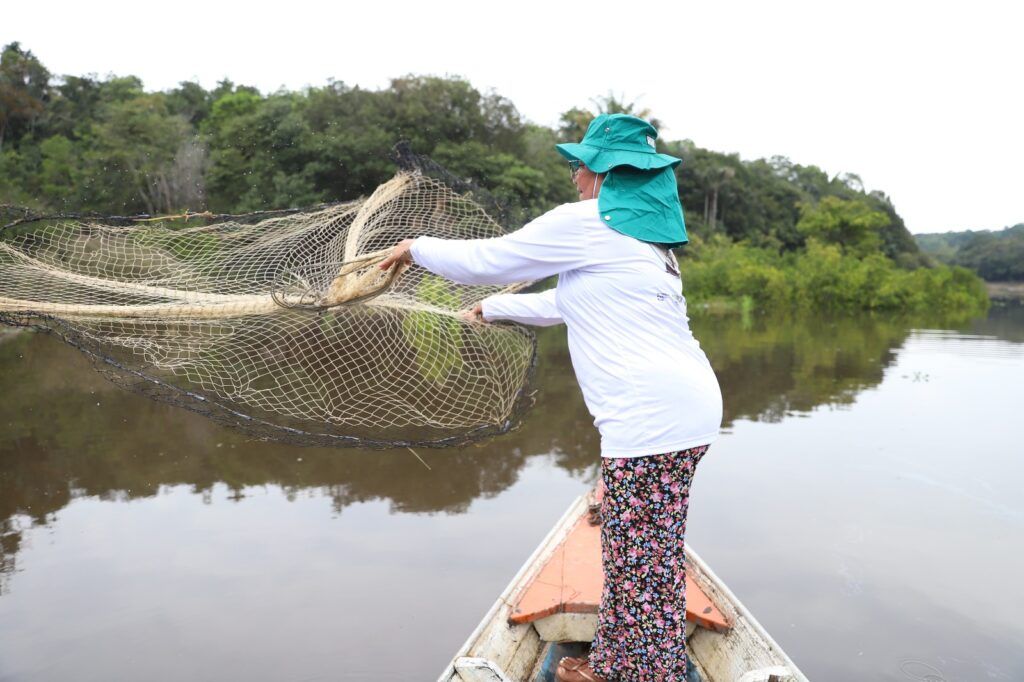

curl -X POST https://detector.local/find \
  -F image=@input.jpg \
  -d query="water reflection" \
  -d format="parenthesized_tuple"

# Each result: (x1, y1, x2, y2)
(1, 304, 1021, 594)
(695, 314, 906, 424)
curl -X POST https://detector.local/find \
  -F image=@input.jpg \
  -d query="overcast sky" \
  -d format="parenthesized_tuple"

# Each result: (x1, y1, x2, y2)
(5, 0, 1021, 233)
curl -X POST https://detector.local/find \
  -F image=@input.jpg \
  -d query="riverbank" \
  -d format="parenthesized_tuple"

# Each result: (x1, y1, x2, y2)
(986, 281, 1024, 301)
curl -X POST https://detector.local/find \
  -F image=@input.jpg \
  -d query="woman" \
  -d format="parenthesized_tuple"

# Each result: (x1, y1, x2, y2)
(380, 114, 722, 682)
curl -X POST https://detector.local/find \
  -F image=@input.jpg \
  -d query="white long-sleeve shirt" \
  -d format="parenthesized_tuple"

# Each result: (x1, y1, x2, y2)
(410, 198, 722, 458)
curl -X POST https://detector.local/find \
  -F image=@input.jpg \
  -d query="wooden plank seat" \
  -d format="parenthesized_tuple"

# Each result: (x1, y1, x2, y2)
(508, 507, 730, 641)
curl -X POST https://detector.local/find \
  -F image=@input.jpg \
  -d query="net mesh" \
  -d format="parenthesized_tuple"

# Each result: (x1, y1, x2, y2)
(0, 171, 538, 448)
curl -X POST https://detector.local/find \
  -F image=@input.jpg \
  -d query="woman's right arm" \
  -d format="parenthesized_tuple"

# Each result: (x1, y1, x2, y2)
(406, 203, 588, 286)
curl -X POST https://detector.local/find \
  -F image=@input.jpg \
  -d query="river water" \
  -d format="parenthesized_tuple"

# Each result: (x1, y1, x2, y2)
(0, 302, 1021, 681)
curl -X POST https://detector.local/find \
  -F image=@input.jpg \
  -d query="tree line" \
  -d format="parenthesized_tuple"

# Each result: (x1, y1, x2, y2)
(0, 41, 988, 314)
(916, 225, 1024, 281)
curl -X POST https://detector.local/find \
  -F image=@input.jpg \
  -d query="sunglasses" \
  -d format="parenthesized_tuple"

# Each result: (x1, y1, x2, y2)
(568, 160, 583, 180)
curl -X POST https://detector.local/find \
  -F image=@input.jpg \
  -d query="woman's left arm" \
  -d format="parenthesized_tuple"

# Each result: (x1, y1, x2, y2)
(379, 203, 587, 286)
(481, 288, 563, 327)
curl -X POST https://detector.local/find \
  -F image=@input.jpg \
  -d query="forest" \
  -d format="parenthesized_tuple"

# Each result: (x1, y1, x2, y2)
(916, 225, 1024, 281)
(0, 41, 989, 315)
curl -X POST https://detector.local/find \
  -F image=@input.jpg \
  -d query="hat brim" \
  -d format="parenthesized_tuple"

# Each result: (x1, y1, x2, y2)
(555, 143, 681, 173)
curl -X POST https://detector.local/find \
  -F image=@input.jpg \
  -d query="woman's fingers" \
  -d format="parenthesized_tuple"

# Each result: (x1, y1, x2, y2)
(459, 303, 484, 323)
(378, 239, 414, 270)
(378, 251, 404, 270)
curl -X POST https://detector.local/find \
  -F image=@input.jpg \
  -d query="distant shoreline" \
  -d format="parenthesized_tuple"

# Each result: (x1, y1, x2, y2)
(987, 281, 1024, 301)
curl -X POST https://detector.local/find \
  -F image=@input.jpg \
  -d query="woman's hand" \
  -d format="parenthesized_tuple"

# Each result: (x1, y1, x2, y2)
(378, 238, 415, 270)
(460, 303, 484, 324)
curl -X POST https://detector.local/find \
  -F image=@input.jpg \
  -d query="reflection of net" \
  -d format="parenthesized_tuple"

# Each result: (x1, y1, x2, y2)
(0, 172, 537, 448)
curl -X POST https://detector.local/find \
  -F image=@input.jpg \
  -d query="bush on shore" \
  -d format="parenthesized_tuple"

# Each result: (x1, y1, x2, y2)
(680, 236, 990, 316)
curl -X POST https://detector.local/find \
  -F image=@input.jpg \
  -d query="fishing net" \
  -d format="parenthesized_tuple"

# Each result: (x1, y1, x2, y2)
(0, 166, 538, 448)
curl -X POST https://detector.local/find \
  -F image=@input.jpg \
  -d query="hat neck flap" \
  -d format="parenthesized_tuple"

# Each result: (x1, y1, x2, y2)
(597, 166, 688, 248)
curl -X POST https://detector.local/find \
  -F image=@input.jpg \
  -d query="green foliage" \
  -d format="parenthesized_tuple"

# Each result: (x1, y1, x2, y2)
(796, 196, 889, 256)
(400, 275, 465, 382)
(0, 40, 988, 314)
(414, 273, 461, 310)
(558, 106, 592, 143)
(954, 228, 1024, 281)
(135, 228, 222, 263)
(38, 135, 78, 202)
(0, 146, 37, 206)
(431, 139, 551, 218)
(203, 90, 321, 211)
(84, 94, 195, 213)
(0, 42, 50, 148)
(556, 94, 660, 143)
(681, 236, 989, 316)
(917, 225, 1024, 281)
(165, 81, 213, 126)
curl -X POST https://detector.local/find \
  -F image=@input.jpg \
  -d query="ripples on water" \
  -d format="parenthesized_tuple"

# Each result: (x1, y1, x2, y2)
(905, 329, 1024, 359)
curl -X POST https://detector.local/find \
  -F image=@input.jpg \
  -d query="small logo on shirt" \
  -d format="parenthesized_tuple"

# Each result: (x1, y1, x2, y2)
(656, 292, 684, 303)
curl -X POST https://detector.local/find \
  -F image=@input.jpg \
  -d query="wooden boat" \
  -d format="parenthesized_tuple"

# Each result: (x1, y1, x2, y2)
(437, 489, 809, 682)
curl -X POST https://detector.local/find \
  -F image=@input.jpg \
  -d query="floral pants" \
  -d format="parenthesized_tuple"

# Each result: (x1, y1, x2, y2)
(588, 444, 710, 682)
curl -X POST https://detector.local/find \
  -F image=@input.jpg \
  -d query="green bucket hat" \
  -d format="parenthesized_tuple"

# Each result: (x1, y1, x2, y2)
(555, 113, 688, 248)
